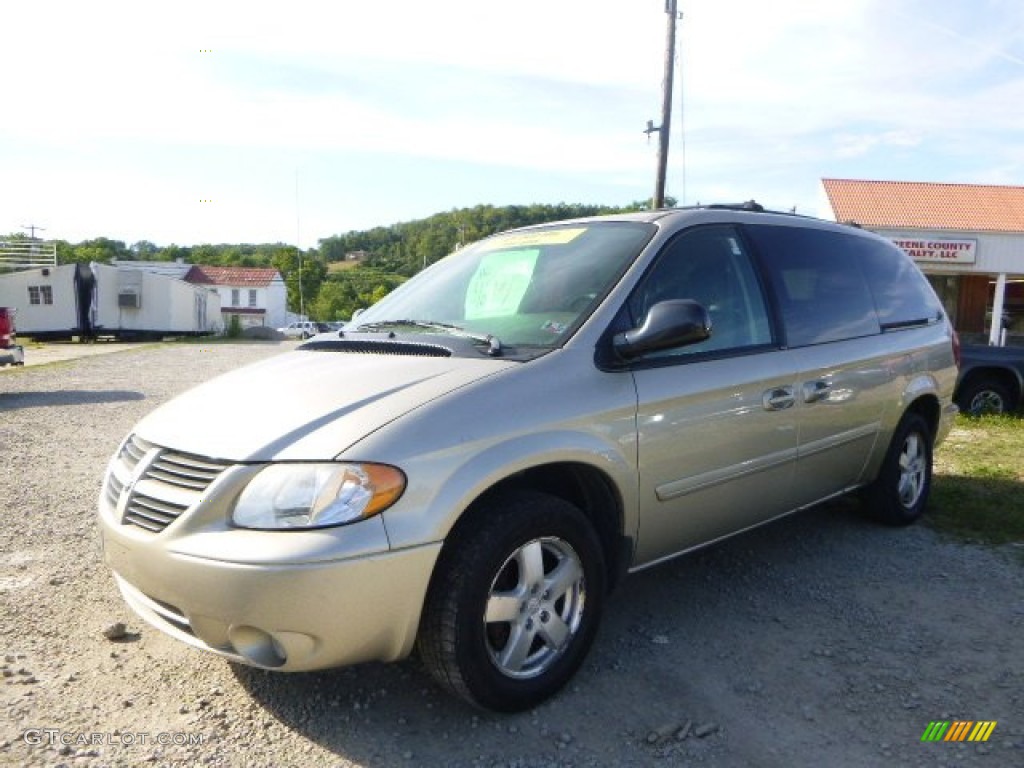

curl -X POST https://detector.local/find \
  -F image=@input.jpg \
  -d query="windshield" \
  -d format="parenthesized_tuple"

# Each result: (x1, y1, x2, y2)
(351, 222, 655, 350)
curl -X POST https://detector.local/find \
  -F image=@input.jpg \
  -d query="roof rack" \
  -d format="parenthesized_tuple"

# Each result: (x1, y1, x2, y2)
(705, 200, 766, 213)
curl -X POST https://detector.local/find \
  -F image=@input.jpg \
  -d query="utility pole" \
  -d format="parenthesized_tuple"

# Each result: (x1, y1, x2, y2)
(648, 0, 679, 210)
(21, 223, 46, 240)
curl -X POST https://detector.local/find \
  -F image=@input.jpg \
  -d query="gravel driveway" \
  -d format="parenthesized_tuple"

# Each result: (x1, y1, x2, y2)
(1, 342, 1022, 767)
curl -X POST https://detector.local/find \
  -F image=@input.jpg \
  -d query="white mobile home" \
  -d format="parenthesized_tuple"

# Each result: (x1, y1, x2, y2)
(0, 264, 83, 339)
(0, 262, 221, 340)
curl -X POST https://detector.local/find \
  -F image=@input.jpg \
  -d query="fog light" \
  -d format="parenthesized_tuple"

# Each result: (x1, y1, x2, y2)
(228, 626, 286, 668)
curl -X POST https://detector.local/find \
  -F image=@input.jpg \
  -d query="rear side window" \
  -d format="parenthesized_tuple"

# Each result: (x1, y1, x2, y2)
(746, 225, 880, 347)
(850, 238, 945, 329)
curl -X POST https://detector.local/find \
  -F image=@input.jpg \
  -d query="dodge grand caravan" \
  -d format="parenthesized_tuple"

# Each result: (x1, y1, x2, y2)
(98, 205, 959, 711)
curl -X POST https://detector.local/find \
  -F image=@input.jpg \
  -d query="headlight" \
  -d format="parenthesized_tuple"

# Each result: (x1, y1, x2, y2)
(231, 463, 405, 530)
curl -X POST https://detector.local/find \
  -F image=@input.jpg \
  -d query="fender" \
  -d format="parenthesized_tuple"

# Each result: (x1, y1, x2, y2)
(379, 428, 638, 552)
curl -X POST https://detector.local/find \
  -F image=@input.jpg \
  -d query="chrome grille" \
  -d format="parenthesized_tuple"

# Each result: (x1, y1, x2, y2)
(121, 434, 152, 466)
(124, 494, 189, 533)
(147, 452, 226, 490)
(105, 471, 125, 509)
(105, 435, 231, 534)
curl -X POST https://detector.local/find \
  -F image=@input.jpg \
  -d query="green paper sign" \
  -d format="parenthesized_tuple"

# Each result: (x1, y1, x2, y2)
(465, 249, 539, 319)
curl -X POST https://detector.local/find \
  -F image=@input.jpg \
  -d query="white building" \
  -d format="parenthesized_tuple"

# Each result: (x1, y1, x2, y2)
(184, 265, 288, 330)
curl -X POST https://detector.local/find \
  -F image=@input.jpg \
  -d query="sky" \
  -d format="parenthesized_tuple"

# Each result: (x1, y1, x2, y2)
(2, 0, 1023, 249)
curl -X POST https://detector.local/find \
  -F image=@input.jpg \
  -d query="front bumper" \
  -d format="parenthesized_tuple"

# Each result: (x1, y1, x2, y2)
(0, 345, 23, 366)
(99, 482, 441, 671)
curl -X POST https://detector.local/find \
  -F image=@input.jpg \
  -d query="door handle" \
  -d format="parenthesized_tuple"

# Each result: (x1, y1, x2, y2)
(762, 387, 796, 411)
(802, 380, 832, 404)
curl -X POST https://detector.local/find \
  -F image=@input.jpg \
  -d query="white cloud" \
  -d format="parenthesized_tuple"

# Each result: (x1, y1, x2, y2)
(2, 0, 1023, 243)
(834, 130, 924, 159)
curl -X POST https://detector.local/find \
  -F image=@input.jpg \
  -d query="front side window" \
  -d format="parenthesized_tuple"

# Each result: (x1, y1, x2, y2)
(746, 225, 880, 347)
(351, 222, 656, 351)
(231, 289, 240, 307)
(627, 225, 773, 358)
(248, 289, 258, 308)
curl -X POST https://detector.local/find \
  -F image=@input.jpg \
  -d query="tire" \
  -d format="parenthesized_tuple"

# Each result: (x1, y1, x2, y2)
(956, 378, 1014, 416)
(417, 490, 606, 712)
(864, 412, 933, 526)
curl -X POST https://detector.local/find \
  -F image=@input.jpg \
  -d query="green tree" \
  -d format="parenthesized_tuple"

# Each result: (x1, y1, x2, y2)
(309, 280, 359, 321)
(130, 240, 160, 259)
(272, 247, 327, 314)
(62, 237, 130, 264)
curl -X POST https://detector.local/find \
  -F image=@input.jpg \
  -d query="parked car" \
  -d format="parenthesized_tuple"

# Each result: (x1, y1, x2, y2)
(99, 206, 958, 712)
(955, 344, 1024, 415)
(277, 320, 322, 339)
(0, 307, 25, 367)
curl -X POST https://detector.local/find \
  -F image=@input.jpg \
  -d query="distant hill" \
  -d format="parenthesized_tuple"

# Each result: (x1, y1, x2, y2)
(318, 201, 652, 277)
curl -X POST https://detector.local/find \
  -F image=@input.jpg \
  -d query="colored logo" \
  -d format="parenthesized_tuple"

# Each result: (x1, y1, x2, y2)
(921, 721, 997, 742)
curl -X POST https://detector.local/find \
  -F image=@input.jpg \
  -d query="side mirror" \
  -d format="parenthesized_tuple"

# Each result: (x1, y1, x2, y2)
(612, 299, 711, 359)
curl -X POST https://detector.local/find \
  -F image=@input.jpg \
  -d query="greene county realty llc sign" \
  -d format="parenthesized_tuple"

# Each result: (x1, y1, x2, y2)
(891, 237, 978, 265)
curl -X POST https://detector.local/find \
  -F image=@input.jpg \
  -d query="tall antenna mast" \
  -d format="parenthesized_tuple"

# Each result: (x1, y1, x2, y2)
(295, 170, 304, 320)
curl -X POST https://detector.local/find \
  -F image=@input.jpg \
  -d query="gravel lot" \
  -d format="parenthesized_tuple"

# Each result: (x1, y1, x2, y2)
(1, 342, 1022, 767)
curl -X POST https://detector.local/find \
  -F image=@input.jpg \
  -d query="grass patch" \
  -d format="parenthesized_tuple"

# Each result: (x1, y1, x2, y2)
(327, 260, 362, 273)
(930, 414, 1024, 547)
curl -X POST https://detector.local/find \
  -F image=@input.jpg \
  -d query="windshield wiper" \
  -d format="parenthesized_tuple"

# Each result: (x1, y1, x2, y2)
(356, 319, 459, 333)
(355, 319, 503, 356)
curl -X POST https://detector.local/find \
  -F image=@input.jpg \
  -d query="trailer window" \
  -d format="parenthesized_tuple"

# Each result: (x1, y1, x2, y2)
(28, 286, 53, 306)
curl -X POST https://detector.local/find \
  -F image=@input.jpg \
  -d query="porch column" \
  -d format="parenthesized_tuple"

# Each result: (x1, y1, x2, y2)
(988, 272, 1007, 346)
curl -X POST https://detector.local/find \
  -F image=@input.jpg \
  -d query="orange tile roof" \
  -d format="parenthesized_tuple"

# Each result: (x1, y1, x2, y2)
(185, 265, 282, 287)
(822, 179, 1024, 233)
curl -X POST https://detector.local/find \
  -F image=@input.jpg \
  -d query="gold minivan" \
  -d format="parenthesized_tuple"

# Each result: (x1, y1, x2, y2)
(99, 206, 958, 711)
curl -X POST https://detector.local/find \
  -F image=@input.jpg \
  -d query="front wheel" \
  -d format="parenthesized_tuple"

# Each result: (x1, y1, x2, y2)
(417, 490, 606, 712)
(863, 412, 933, 526)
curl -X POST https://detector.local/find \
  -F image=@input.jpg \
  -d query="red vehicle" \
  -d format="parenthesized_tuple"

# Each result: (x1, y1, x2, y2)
(0, 307, 25, 367)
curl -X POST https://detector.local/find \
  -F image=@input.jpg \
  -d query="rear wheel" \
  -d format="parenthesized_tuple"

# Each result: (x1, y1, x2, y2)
(418, 490, 605, 712)
(864, 412, 933, 526)
(956, 378, 1014, 416)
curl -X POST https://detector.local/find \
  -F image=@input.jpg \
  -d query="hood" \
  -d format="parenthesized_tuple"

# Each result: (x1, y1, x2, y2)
(134, 347, 515, 461)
